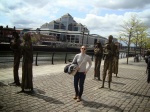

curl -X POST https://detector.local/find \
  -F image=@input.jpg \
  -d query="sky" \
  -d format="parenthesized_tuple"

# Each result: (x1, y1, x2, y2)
(0, 0, 150, 38)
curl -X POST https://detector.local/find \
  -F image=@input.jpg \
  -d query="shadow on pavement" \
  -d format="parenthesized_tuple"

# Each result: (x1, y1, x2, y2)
(82, 100, 123, 111)
(111, 81, 126, 86)
(112, 89, 150, 98)
(0, 82, 8, 86)
(117, 76, 139, 81)
(17, 88, 64, 105)
(0, 105, 3, 109)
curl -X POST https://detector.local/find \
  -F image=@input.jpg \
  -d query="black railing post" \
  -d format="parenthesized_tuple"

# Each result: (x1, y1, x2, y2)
(91, 54, 94, 61)
(65, 52, 68, 64)
(52, 52, 55, 65)
(35, 52, 38, 66)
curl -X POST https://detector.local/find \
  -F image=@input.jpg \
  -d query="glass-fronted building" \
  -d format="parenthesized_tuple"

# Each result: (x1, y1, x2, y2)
(40, 13, 108, 47)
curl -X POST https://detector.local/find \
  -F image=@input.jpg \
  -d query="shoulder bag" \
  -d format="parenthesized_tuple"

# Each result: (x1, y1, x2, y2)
(70, 56, 86, 76)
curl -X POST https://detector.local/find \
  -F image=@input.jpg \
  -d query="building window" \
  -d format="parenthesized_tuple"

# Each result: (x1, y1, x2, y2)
(61, 24, 65, 30)
(74, 27, 78, 31)
(75, 37, 79, 43)
(54, 25, 59, 29)
(68, 24, 73, 31)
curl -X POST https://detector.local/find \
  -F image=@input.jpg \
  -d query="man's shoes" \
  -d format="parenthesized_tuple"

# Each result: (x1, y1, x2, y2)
(77, 98, 81, 102)
(73, 96, 78, 100)
(100, 86, 104, 89)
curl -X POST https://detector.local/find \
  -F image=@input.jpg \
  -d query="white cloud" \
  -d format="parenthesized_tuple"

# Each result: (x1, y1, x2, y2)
(75, 14, 124, 37)
(93, 0, 150, 9)
(0, 0, 150, 38)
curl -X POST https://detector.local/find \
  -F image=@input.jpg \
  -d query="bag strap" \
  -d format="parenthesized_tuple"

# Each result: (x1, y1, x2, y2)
(78, 56, 86, 68)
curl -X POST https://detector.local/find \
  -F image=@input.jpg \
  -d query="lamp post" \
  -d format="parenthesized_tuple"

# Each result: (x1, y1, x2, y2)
(0, 26, 3, 39)
(86, 31, 89, 46)
(82, 27, 86, 45)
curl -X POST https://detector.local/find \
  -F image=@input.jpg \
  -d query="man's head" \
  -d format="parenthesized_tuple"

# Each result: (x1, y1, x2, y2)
(80, 46, 86, 53)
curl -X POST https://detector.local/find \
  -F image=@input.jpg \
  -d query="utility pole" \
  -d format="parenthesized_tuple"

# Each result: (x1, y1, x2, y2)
(86, 31, 89, 46)
(82, 27, 85, 45)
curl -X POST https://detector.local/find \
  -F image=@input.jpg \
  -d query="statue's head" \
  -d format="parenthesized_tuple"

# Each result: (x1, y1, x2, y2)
(23, 33, 31, 42)
(108, 35, 113, 41)
(12, 32, 19, 39)
(96, 40, 102, 48)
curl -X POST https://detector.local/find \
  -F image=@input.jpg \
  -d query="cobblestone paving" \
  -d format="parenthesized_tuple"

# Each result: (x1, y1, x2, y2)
(0, 60, 150, 112)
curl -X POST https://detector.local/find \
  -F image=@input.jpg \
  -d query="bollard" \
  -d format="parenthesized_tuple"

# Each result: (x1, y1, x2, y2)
(35, 52, 38, 66)
(52, 52, 55, 65)
(65, 53, 68, 64)
(91, 54, 93, 61)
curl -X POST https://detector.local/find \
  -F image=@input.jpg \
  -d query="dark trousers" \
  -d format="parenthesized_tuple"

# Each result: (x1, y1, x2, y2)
(74, 72, 86, 98)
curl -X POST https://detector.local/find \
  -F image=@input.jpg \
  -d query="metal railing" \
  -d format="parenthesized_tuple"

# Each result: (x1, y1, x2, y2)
(0, 51, 94, 66)
(0, 51, 127, 67)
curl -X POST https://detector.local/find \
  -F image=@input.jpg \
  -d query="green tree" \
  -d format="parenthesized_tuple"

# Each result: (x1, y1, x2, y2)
(119, 14, 139, 64)
(131, 22, 149, 58)
(145, 37, 150, 48)
(119, 15, 150, 63)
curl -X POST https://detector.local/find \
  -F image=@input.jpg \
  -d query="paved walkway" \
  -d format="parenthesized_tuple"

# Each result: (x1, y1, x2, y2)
(0, 58, 150, 112)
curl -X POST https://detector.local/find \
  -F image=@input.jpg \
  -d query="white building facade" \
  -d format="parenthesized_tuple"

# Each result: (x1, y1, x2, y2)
(40, 13, 108, 47)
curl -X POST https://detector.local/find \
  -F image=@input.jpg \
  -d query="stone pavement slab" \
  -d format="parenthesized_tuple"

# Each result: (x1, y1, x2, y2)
(0, 58, 150, 112)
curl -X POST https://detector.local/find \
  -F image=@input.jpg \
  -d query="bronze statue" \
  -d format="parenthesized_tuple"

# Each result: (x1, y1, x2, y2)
(101, 35, 115, 89)
(94, 40, 103, 80)
(10, 32, 22, 86)
(145, 49, 150, 83)
(21, 33, 33, 92)
(112, 44, 119, 77)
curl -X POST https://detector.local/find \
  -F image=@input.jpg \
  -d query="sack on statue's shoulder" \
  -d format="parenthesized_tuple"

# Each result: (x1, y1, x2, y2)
(94, 48, 101, 56)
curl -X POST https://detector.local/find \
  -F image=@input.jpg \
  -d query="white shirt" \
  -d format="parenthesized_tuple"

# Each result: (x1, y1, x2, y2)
(72, 53, 92, 73)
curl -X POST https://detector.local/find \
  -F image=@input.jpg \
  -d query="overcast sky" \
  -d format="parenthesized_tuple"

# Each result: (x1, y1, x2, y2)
(0, 0, 150, 38)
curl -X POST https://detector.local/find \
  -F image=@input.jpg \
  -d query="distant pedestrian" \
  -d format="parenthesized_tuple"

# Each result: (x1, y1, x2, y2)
(9, 32, 22, 86)
(72, 46, 92, 102)
(21, 33, 33, 92)
(145, 49, 150, 83)
(101, 35, 115, 89)
(94, 40, 103, 80)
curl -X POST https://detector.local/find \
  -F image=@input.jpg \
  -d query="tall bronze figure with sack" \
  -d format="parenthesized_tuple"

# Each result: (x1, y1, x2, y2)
(21, 33, 33, 92)
(101, 35, 115, 89)
(94, 40, 103, 80)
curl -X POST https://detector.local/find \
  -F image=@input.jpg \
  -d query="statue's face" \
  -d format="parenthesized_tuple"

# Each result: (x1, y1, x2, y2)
(109, 37, 113, 41)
